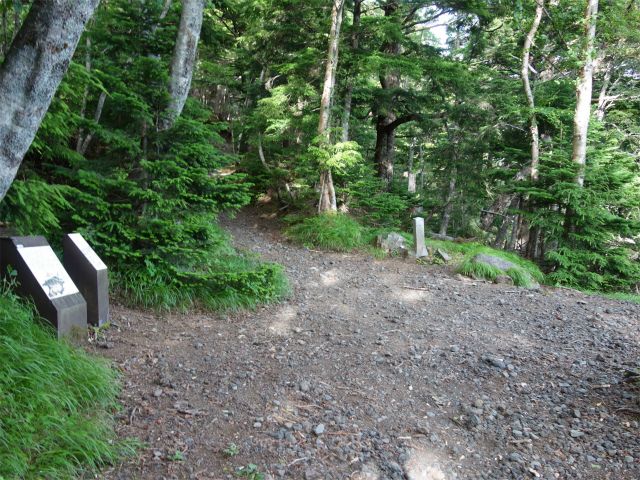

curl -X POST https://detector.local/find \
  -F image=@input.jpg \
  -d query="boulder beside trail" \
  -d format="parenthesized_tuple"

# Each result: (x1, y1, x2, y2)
(374, 232, 409, 253)
(471, 253, 540, 289)
(471, 253, 518, 272)
(436, 249, 452, 262)
(494, 275, 514, 285)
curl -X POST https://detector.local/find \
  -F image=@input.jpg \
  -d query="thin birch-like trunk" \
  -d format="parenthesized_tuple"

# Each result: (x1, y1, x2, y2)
(571, 0, 599, 187)
(317, 0, 345, 214)
(439, 173, 456, 236)
(594, 60, 613, 122)
(78, 91, 107, 156)
(0, 0, 101, 203)
(77, 36, 91, 153)
(341, 0, 361, 143)
(522, 0, 543, 181)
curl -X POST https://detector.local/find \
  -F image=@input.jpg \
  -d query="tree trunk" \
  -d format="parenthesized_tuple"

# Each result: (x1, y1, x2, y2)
(317, 0, 345, 214)
(341, 0, 361, 143)
(571, 0, 599, 187)
(480, 163, 531, 231)
(159, 0, 204, 131)
(594, 60, 613, 122)
(78, 91, 107, 156)
(407, 136, 416, 192)
(0, 0, 100, 204)
(521, 0, 543, 181)
(2, 0, 8, 56)
(493, 196, 519, 249)
(374, 116, 397, 185)
(439, 173, 456, 236)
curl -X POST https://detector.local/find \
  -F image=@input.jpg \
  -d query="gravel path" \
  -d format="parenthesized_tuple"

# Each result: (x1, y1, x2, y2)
(98, 210, 640, 480)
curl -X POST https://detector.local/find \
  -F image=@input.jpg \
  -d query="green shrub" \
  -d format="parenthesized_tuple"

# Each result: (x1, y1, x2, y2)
(285, 213, 366, 251)
(0, 284, 137, 478)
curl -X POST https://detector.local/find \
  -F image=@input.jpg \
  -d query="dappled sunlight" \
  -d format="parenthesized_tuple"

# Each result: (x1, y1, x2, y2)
(403, 448, 450, 479)
(319, 268, 339, 286)
(266, 305, 298, 335)
(396, 288, 434, 303)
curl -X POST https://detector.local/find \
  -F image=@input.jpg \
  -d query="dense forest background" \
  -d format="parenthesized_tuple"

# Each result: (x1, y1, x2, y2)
(1, 0, 640, 306)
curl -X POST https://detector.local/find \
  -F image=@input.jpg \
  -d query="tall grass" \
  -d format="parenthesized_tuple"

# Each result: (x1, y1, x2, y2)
(111, 255, 290, 313)
(285, 213, 367, 252)
(0, 285, 137, 478)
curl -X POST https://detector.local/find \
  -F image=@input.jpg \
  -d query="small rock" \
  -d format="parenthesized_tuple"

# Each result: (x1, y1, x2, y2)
(305, 469, 322, 480)
(494, 275, 514, 285)
(300, 381, 311, 392)
(314, 424, 325, 435)
(466, 414, 481, 429)
(153, 388, 163, 397)
(436, 249, 451, 262)
(570, 429, 585, 438)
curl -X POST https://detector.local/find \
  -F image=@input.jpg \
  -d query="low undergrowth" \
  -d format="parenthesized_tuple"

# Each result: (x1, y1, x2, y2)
(284, 213, 367, 252)
(111, 255, 289, 313)
(0, 282, 138, 479)
(283, 213, 546, 287)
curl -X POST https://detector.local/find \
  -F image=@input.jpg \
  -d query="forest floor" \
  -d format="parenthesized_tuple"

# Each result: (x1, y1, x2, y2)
(96, 208, 640, 480)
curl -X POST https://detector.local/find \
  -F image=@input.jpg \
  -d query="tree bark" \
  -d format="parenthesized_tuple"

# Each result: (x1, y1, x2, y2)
(439, 173, 456, 235)
(521, 0, 543, 181)
(341, 0, 361, 143)
(571, 0, 599, 187)
(0, 0, 100, 204)
(479, 163, 531, 231)
(317, 0, 345, 214)
(78, 91, 107, 156)
(594, 60, 613, 122)
(159, 0, 204, 131)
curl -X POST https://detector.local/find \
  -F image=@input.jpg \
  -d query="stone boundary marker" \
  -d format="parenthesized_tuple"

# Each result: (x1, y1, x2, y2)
(412, 217, 429, 258)
(0, 236, 87, 337)
(63, 233, 109, 327)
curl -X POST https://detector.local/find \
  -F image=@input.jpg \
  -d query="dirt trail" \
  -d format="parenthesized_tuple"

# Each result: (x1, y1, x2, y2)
(97, 209, 640, 480)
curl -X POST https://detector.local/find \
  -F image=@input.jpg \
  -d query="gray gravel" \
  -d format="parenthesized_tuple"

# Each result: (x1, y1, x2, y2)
(97, 211, 640, 480)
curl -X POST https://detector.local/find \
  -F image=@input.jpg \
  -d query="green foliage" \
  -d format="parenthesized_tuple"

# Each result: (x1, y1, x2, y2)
(0, 284, 137, 478)
(0, 0, 289, 313)
(0, 178, 73, 237)
(457, 258, 504, 281)
(237, 463, 264, 479)
(285, 214, 366, 251)
(525, 135, 640, 293)
(224, 443, 240, 457)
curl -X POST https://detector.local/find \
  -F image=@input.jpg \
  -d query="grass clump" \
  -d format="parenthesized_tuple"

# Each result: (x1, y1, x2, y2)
(112, 255, 289, 313)
(457, 257, 504, 282)
(0, 285, 137, 478)
(285, 213, 366, 252)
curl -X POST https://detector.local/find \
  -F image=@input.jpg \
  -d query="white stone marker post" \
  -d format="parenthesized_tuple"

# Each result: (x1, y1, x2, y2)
(412, 217, 429, 257)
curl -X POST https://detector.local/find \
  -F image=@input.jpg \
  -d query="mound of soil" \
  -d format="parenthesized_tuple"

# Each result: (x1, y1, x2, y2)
(96, 209, 640, 480)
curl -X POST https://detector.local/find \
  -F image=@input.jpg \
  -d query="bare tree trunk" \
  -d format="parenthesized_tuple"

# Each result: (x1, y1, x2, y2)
(317, 0, 345, 214)
(419, 144, 424, 191)
(480, 163, 531, 231)
(0, 0, 100, 203)
(341, 0, 361, 143)
(11, 1, 20, 41)
(521, 0, 543, 181)
(594, 60, 613, 122)
(2, 0, 8, 55)
(77, 36, 91, 153)
(439, 173, 456, 236)
(257, 135, 270, 170)
(78, 91, 107, 156)
(571, 0, 599, 187)
(159, 0, 204, 131)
